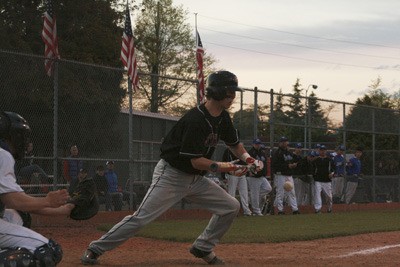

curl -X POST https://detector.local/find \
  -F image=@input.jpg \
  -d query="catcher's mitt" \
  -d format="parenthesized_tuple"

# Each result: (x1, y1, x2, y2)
(68, 177, 99, 220)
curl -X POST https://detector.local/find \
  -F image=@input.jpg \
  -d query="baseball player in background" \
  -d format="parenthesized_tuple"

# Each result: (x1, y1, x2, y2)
(81, 71, 263, 265)
(271, 137, 300, 215)
(311, 145, 335, 213)
(222, 148, 252, 216)
(0, 111, 71, 266)
(247, 138, 272, 216)
(292, 143, 307, 206)
(342, 147, 363, 204)
(331, 145, 346, 203)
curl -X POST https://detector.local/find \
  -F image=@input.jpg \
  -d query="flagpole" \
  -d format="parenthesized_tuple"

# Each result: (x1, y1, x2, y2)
(53, 60, 59, 190)
(128, 77, 134, 211)
(195, 13, 200, 105)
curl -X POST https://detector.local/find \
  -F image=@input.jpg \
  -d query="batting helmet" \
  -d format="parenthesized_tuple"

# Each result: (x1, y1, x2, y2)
(0, 111, 31, 160)
(205, 71, 243, 101)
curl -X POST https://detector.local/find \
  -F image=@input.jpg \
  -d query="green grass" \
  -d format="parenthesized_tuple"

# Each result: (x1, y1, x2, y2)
(98, 210, 400, 243)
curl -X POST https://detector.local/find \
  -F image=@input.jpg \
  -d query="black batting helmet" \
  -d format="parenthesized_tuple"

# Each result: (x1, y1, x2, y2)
(0, 111, 31, 160)
(205, 71, 243, 101)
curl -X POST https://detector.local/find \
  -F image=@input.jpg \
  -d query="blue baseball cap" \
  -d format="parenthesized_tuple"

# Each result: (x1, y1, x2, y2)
(315, 144, 321, 149)
(319, 145, 327, 150)
(295, 143, 303, 148)
(253, 138, 262, 144)
(338, 145, 346, 151)
(308, 151, 317, 157)
(279, 136, 288, 142)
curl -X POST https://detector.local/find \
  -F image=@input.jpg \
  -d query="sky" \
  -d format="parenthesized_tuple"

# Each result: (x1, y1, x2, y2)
(172, 0, 400, 104)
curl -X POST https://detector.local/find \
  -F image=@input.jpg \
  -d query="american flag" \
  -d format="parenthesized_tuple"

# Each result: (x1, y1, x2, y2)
(41, 0, 59, 76)
(121, 4, 139, 91)
(196, 31, 205, 103)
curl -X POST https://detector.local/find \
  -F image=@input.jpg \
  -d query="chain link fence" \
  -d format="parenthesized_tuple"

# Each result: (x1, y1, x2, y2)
(1, 50, 399, 208)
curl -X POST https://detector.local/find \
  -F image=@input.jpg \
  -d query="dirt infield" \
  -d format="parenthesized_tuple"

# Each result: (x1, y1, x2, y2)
(32, 203, 400, 266)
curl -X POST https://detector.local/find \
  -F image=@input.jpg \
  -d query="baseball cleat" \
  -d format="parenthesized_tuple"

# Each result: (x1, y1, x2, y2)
(190, 246, 225, 265)
(81, 249, 99, 265)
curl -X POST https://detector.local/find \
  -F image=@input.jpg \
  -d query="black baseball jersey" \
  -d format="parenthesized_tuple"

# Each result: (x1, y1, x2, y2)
(160, 104, 239, 175)
(291, 153, 304, 176)
(312, 156, 334, 182)
(271, 147, 295, 175)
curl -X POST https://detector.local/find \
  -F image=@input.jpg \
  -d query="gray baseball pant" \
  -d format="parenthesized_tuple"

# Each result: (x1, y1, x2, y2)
(88, 159, 240, 255)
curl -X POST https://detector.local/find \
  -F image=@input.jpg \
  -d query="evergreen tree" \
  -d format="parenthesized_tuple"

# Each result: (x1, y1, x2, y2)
(308, 91, 330, 146)
(285, 78, 305, 143)
(272, 89, 290, 140)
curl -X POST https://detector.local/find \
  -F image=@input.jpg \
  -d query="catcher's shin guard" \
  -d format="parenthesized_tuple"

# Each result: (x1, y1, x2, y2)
(34, 239, 63, 267)
(0, 247, 36, 267)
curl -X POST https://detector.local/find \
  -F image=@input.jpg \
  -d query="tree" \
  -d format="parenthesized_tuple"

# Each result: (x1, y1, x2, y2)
(271, 89, 291, 140)
(307, 91, 330, 146)
(232, 108, 256, 141)
(344, 77, 399, 151)
(0, 0, 126, 156)
(285, 78, 305, 142)
(132, 0, 215, 113)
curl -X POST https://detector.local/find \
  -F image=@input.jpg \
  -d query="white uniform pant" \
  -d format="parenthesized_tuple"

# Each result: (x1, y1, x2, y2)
(331, 176, 345, 198)
(0, 209, 49, 252)
(246, 176, 272, 215)
(226, 174, 251, 215)
(342, 181, 358, 204)
(88, 159, 240, 255)
(294, 177, 310, 206)
(274, 175, 298, 212)
(313, 181, 333, 211)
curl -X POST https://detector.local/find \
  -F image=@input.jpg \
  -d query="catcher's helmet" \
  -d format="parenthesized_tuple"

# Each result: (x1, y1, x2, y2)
(0, 111, 31, 160)
(205, 71, 243, 101)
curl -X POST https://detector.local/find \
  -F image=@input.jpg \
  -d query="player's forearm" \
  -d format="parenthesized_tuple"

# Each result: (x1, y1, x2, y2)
(32, 203, 74, 216)
(191, 157, 215, 171)
(2, 192, 54, 211)
(228, 143, 248, 161)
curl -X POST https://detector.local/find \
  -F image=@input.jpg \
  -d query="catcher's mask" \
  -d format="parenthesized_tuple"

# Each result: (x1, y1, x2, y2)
(205, 71, 243, 101)
(0, 111, 31, 160)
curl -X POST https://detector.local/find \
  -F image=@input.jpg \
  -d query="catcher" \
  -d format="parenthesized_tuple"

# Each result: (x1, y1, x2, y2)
(0, 111, 98, 266)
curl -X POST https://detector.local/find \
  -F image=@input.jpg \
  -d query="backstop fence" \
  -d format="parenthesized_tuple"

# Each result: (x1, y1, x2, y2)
(1, 50, 399, 208)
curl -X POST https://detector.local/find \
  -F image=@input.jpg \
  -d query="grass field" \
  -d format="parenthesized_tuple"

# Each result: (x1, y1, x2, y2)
(99, 210, 400, 243)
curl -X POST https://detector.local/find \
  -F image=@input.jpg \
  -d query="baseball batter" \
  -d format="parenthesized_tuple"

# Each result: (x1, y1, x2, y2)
(0, 111, 71, 266)
(81, 71, 263, 265)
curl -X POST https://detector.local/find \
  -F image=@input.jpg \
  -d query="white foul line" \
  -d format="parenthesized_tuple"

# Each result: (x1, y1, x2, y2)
(331, 244, 400, 258)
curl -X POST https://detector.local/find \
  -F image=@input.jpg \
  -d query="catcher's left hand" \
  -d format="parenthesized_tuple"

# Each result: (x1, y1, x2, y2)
(68, 177, 99, 220)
